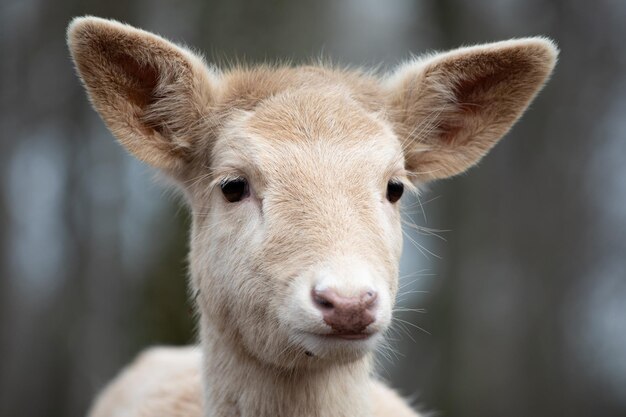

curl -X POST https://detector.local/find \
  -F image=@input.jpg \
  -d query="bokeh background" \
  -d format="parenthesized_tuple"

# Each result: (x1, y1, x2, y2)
(1, 0, 625, 416)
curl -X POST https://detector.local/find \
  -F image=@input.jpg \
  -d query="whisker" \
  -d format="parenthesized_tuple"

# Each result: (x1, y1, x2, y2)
(402, 230, 442, 259)
(393, 307, 427, 314)
(392, 317, 431, 336)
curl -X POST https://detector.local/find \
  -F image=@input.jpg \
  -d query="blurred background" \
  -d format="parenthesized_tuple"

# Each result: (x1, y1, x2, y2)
(1, 0, 625, 416)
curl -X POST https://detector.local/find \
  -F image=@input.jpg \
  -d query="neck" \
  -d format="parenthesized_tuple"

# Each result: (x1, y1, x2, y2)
(199, 318, 374, 417)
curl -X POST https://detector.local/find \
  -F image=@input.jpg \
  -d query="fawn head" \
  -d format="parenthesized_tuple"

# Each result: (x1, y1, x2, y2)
(68, 17, 557, 369)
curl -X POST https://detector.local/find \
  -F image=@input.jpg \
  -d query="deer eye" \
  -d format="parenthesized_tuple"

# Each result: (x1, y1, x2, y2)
(220, 177, 249, 202)
(386, 180, 404, 203)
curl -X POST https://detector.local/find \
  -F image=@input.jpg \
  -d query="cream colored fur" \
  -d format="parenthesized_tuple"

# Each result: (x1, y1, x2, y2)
(68, 16, 557, 417)
(89, 347, 417, 417)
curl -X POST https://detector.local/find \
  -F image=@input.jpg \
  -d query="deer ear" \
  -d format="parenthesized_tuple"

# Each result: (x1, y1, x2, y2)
(386, 38, 558, 182)
(67, 16, 217, 172)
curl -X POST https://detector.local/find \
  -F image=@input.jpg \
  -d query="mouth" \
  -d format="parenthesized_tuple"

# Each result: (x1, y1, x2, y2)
(305, 330, 376, 342)
(321, 332, 373, 341)
(296, 330, 379, 360)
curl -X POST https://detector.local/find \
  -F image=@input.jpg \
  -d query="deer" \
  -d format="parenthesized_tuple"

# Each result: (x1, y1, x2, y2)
(67, 16, 557, 417)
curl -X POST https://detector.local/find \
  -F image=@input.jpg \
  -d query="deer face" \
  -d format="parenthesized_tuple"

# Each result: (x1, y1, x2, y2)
(68, 17, 557, 369)
(188, 88, 407, 366)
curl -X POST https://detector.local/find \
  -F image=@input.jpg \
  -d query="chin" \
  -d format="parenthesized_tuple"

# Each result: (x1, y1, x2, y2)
(288, 329, 385, 366)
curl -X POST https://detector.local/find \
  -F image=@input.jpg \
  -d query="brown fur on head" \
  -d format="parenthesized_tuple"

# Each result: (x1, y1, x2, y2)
(68, 16, 557, 370)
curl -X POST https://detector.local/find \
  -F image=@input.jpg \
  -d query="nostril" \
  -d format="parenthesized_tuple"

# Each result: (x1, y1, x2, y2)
(312, 289, 334, 310)
(362, 290, 378, 309)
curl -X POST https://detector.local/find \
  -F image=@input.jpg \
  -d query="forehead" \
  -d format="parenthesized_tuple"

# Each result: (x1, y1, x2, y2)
(213, 67, 403, 179)
(248, 87, 384, 143)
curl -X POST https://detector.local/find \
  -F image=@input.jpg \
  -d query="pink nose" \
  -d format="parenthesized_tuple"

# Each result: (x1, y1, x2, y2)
(312, 288, 378, 334)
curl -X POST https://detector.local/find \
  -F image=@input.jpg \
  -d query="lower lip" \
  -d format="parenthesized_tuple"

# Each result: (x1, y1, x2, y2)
(322, 333, 372, 341)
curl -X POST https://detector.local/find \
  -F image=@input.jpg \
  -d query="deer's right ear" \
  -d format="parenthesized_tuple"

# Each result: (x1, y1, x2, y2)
(67, 16, 217, 172)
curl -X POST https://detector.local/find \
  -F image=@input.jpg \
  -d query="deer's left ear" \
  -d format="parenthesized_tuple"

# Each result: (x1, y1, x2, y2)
(386, 38, 558, 182)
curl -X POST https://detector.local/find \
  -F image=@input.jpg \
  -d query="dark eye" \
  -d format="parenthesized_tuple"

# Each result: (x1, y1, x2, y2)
(220, 177, 249, 202)
(386, 180, 404, 203)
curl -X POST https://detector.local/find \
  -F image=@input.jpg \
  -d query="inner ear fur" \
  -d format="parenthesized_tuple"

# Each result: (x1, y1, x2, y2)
(67, 16, 216, 172)
(387, 38, 558, 182)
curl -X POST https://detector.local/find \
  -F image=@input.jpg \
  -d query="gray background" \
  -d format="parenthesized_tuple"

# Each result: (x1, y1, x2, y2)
(1, 0, 625, 416)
